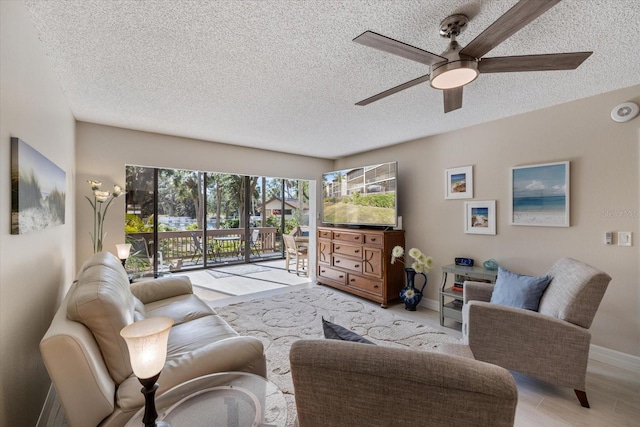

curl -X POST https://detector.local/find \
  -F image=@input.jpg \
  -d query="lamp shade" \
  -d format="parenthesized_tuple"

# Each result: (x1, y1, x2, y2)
(120, 317, 174, 379)
(115, 243, 132, 260)
(430, 60, 478, 90)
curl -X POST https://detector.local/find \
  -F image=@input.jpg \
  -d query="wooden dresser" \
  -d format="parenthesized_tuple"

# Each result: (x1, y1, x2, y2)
(316, 226, 405, 308)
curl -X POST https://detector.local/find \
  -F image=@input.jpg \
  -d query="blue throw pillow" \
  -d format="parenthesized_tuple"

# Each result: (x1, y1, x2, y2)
(490, 267, 551, 311)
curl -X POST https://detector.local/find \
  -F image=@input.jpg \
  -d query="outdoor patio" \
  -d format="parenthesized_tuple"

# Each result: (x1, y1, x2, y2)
(183, 259, 312, 303)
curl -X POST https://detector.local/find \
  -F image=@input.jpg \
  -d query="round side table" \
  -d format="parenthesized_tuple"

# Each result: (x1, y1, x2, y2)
(125, 372, 287, 427)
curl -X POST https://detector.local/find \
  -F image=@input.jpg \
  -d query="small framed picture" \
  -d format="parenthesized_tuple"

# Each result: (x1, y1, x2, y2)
(510, 161, 570, 227)
(464, 200, 496, 235)
(445, 166, 473, 199)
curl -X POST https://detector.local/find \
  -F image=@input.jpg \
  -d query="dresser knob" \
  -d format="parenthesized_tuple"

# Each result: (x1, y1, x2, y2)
(355, 236, 360, 240)
(350, 278, 355, 282)
(355, 264, 360, 268)
(355, 249, 360, 253)
(371, 238, 376, 242)
(374, 285, 379, 289)
(335, 260, 340, 263)
(339, 275, 344, 279)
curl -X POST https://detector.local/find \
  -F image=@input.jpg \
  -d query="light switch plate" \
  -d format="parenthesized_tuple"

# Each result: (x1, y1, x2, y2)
(618, 231, 632, 247)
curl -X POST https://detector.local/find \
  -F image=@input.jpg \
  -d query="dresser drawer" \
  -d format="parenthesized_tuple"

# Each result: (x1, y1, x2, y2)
(318, 229, 332, 239)
(333, 243, 362, 258)
(348, 274, 383, 296)
(332, 255, 363, 273)
(317, 266, 346, 285)
(332, 231, 363, 244)
(363, 233, 383, 246)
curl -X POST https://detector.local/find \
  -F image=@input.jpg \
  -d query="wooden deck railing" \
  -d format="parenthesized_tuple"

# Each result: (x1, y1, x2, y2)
(127, 227, 281, 265)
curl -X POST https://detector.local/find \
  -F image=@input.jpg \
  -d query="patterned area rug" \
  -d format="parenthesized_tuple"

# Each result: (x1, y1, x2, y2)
(215, 286, 459, 426)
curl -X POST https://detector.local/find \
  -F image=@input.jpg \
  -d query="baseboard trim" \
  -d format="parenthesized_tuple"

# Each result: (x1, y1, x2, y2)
(420, 297, 439, 312)
(36, 384, 55, 427)
(589, 344, 640, 372)
(422, 298, 640, 372)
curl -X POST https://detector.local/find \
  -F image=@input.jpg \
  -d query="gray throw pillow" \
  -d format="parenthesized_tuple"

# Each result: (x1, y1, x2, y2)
(322, 317, 375, 345)
(490, 267, 551, 311)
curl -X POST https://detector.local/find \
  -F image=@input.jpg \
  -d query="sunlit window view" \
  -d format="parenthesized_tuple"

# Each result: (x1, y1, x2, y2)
(124, 165, 309, 277)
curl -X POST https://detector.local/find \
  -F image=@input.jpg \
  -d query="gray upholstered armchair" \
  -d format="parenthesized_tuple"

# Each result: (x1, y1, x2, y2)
(462, 257, 611, 408)
(290, 340, 518, 427)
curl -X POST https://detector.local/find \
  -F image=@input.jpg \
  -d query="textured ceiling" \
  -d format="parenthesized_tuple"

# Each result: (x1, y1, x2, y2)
(24, 0, 640, 158)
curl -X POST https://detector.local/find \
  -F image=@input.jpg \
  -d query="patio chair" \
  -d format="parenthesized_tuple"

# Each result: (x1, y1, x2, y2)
(290, 225, 310, 237)
(283, 234, 308, 276)
(190, 232, 204, 263)
(129, 237, 169, 276)
(249, 229, 262, 257)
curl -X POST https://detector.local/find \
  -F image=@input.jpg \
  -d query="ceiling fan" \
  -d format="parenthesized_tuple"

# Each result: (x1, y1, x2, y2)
(353, 0, 592, 113)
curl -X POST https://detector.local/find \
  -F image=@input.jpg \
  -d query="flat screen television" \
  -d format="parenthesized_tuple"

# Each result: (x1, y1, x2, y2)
(322, 161, 398, 228)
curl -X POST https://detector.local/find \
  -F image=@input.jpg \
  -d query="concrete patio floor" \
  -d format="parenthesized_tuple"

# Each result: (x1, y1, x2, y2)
(182, 259, 312, 304)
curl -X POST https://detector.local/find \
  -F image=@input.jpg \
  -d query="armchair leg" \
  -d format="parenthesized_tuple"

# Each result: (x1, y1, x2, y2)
(575, 389, 590, 408)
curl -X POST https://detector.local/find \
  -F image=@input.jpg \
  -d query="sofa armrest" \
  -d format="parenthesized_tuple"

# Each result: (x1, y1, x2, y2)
(463, 300, 591, 390)
(463, 280, 494, 304)
(130, 275, 193, 304)
(40, 286, 116, 427)
(290, 339, 517, 427)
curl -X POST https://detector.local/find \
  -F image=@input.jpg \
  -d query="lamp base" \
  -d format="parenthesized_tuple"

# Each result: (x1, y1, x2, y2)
(139, 374, 171, 427)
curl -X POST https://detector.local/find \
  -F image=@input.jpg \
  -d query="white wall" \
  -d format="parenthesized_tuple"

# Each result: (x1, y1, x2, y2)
(336, 85, 640, 358)
(0, 2, 76, 425)
(75, 122, 333, 269)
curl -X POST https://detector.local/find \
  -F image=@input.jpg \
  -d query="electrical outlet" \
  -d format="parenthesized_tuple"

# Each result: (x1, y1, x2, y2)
(618, 231, 632, 247)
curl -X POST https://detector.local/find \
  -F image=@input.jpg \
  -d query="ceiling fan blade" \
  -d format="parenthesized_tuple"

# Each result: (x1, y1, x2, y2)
(356, 74, 431, 106)
(460, 0, 561, 59)
(443, 86, 463, 113)
(353, 31, 446, 66)
(478, 52, 592, 73)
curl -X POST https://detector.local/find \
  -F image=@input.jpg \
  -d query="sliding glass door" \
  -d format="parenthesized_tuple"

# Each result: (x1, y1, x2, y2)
(125, 165, 309, 274)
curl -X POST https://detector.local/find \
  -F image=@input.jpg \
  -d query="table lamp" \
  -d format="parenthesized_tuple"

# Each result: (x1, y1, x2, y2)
(120, 317, 174, 427)
(116, 243, 132, 268)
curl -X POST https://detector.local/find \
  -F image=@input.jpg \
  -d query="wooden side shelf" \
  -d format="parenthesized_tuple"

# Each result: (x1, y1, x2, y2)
(316, 226, 405, 308)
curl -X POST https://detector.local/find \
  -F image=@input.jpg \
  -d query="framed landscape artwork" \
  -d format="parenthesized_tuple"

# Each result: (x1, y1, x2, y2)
(11, 137, 66, 234)
(510, 161, 569, 227)
(464, 200, 496, 235)
(445, 165, 473, 199)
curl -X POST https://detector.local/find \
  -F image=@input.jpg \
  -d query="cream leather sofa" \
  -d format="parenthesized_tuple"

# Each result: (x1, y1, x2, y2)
(40, 252, 266, 427)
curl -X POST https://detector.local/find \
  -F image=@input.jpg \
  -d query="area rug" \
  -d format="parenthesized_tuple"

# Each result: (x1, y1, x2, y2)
(215, 286, 459, 426)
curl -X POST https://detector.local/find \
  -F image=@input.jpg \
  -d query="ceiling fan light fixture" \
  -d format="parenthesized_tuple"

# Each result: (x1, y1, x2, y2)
(430, 60, 478, 90)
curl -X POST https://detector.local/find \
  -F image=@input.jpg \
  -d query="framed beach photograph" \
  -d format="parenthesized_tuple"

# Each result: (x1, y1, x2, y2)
(11, 137, 66, 234)
(445, 165, 473, 199)
(510, 161, 569, 227)
(464, 200, 496, 235)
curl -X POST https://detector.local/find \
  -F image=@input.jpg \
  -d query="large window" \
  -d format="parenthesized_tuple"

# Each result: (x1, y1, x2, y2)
(124, 166, 309, 275)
